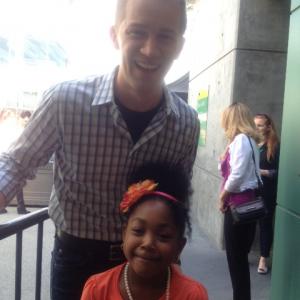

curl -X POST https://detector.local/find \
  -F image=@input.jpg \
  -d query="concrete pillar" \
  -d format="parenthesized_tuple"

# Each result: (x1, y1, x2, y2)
(189, 0, 290, 247)
(270, 1, 300, 298)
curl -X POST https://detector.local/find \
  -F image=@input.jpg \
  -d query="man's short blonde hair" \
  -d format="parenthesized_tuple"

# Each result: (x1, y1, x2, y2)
(115, 0, 187, 34)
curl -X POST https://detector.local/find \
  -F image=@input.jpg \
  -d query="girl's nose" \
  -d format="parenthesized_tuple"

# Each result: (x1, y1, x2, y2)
(141, 233, 156, 249)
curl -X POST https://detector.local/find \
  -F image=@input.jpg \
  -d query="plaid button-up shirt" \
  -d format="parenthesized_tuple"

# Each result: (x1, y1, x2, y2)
(0, 68, 200, 241)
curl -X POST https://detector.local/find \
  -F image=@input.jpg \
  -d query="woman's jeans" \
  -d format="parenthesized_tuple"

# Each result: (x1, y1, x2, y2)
(259, 199, 276, 257)
(224, 210, 256, 300)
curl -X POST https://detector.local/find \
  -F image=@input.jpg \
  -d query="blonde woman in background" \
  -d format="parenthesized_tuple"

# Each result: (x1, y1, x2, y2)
(219, 102, 261, 300)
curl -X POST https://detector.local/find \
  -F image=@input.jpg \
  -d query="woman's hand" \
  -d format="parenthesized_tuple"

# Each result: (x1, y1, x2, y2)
(260, 169, 270, 177)
(218, 198, 227, 213)
(218, 190, 230, 213)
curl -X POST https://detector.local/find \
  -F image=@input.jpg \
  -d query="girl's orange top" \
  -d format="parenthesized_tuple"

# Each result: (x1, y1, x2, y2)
(81, 263, 208, 300)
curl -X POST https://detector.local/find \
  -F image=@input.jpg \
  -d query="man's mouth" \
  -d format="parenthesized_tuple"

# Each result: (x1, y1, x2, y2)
(135, 61, 160, 71)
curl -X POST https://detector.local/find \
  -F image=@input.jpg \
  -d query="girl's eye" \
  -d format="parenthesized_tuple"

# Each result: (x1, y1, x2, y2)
(131, 228, 144, 235)
(158, 234, 173, 242)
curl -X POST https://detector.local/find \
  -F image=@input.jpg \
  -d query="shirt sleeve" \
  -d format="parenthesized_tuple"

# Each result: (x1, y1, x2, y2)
(224, 134, 252, 192)
(186, 284, 209, 300)
(0, 86, 59, 204)
(80, 276, 98, 300)
(272, 143, 280, 178)
(80, 268, 121, 300)
(182, 111, 200, 180)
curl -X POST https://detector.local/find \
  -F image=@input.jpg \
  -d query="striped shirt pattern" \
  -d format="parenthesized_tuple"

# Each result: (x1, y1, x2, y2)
(0, 68, 200, 241)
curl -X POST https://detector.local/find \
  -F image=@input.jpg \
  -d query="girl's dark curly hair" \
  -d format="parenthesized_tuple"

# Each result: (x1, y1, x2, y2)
(123, 162, 192, 238)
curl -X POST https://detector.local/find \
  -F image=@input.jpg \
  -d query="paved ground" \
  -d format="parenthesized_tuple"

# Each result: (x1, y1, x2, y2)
(0, 207, 271, 300)
(181, 224, 271, 300)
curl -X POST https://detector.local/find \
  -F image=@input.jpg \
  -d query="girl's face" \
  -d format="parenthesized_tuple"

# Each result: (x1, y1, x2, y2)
(122, 199, 186, 279)
(254, 117, 269, 136)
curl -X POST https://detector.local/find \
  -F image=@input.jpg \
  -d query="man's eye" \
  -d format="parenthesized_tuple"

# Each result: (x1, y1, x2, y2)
(158, 34, 174, 42)
(127, 30, 145, 38)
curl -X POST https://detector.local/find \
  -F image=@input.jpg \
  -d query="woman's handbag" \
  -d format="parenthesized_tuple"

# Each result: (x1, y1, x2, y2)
(230, 137, 267, 224)
(230, 195, 266, 223)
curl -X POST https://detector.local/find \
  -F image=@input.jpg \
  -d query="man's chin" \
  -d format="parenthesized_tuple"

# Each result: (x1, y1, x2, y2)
(133, 76, 164, 92)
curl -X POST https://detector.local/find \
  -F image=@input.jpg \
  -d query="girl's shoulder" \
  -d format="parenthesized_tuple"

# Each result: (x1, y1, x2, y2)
(170, 265, 208, 300)
(81, 264, 124, 300)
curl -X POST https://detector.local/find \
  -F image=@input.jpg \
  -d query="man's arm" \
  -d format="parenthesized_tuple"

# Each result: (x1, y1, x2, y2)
(182, 112, 200, 179)
(0, 86, 59, 205)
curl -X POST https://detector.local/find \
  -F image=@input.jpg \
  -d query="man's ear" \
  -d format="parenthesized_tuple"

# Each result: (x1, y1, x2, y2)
(110, 26, 120, 50)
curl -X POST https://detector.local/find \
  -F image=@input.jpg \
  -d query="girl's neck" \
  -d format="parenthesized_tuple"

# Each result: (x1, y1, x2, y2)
(121, 263, 170, 300)
(129, 265, 168, 289)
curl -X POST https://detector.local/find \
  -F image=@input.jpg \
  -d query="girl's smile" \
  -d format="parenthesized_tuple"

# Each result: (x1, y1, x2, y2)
(122, 199, 185, 279)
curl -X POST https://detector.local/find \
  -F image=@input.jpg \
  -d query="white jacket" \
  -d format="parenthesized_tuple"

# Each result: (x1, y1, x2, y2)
(224, 133, 261, 193)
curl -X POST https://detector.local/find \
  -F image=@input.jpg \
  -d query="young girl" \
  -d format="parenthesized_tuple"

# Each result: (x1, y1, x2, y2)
(81, 163, 208, 300)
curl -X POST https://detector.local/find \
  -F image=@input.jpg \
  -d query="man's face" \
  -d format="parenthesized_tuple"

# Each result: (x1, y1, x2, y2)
(111, 0, 185, 93)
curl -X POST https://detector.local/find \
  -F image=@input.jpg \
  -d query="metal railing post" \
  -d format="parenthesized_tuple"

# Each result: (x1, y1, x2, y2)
(0, 207, 49, 300)
(15, 231, 23, 300)
(35, 222, 44, 300)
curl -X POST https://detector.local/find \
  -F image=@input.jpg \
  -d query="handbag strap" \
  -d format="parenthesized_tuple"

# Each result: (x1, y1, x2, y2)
(247, 136, 263, 188)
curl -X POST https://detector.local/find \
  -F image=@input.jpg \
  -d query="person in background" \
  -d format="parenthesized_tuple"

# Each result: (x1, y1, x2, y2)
(0, 109, 31, 214)
(0, 0, 199, 299)
(219, 102, 261, 300)
(15, 189, 30, 214)
(254, 114, 280, 274)
(81, 163, 208, 300)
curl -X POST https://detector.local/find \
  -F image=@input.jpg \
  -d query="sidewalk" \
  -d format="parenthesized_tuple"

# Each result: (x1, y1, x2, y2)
(181, 224, 271, 300)
(0, 207, 271, 300)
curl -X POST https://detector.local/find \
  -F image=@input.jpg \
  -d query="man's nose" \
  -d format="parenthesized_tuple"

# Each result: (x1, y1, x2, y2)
(140, 36, 160, 58)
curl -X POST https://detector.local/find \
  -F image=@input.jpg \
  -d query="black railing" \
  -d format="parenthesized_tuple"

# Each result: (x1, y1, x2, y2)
(0, 208, 49, 300)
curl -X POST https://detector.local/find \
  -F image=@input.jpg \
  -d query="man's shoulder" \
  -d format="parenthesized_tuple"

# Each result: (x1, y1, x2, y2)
(46, 71, 113, 104)
(168, 91, 198, 121)
(51, 75, 102, 96)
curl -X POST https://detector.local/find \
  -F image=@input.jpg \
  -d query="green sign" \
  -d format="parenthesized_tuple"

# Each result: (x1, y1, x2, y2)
(196, 89, 209, 146)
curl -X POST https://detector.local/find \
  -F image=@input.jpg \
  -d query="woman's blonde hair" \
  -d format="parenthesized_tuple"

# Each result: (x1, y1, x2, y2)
(221, 102, 259, 143)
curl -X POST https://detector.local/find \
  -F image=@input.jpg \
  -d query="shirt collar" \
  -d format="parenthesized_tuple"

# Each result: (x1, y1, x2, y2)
(92, 67, 117, 106)
(163, 85, 180, 117)
(92, 66, 180, 117)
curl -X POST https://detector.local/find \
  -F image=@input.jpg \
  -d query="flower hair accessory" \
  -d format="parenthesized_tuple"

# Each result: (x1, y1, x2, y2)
(120, 179, 178, 213)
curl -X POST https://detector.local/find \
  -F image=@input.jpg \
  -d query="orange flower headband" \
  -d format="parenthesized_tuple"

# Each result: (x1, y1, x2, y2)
(120, 179, 178, 213)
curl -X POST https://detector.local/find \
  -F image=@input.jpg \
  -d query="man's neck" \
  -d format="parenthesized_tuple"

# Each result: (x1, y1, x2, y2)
(114, 76, 163, 112)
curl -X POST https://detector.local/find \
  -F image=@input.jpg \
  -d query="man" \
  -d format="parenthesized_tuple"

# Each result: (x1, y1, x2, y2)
(0, 0, 199, 299)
